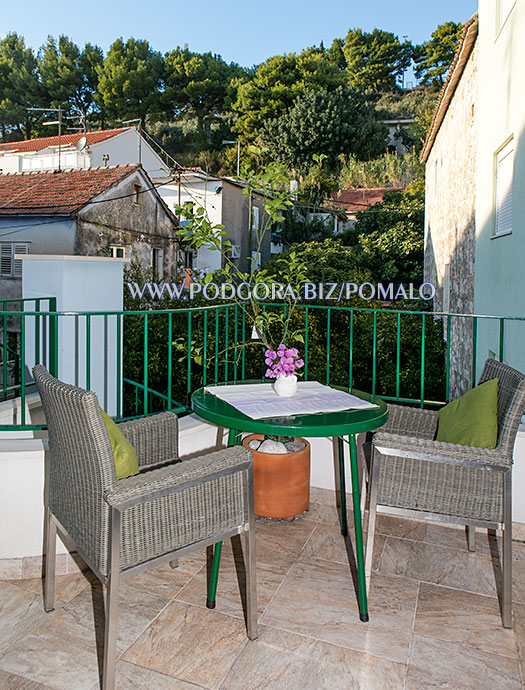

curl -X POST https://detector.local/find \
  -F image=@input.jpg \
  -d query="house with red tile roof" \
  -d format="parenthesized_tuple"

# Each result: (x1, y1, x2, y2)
(0, 164, 178, 300)
(0, 127, 169, 179)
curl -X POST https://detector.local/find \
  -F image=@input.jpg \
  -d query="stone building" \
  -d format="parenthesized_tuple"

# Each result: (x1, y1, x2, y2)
(420, 16, 478, 398)
(0, 164, 179, 302)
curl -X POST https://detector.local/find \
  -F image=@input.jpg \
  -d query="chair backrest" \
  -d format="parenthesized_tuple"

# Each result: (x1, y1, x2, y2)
(478, 358, 525, 457)
(33, 365, 115, 576)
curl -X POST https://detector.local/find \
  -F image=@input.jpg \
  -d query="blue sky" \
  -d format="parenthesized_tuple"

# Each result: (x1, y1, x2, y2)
(4, 0, 478, 67)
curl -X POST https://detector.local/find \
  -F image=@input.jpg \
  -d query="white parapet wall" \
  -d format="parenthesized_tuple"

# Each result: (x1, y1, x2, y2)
(2, 397, 525, 577)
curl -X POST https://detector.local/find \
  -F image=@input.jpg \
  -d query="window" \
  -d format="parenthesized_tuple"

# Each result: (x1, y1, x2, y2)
(251, 206, 260, 231)
(0, 243, 28, 277)
(109, 246, 126, 259)
(494, 140, 514, 236)
(152, 247, 164, 278)
(498, 0, 515, 31)
(133, 183, 142, 205)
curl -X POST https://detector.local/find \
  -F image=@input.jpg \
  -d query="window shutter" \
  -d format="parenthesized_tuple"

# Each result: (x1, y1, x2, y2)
(495, 142, 513, 236)
(0, 244, 12, 277)
(13, 243, 28, 277)
(251, 207, 260, 231)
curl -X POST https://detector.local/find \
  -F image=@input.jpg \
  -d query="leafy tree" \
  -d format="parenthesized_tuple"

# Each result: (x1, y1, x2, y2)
(344, 28, 412, 92)
(38, 35, 103, 116)
(164, 48, 244, 134)
(96, 38, 163, 122)
(233, 50, 346, 139)
(0, 32, 41, 139)
(326, 38, 347, 70)
(343, 178, 425, 284)
(414, 21, 462, 87)
(260, 87, 386, 173)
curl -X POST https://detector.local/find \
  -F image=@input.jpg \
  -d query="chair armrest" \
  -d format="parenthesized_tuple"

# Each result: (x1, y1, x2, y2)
(117, 412, 179, 468)
(381, 404, 438, 439)
(373, 431, 510, 470)
(105, 446, 251, 509)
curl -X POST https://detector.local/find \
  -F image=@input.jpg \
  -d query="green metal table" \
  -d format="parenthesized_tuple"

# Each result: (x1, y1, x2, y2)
(191, 381, 388, 622)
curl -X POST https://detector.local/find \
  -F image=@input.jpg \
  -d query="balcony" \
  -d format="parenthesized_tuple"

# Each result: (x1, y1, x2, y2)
(1, 298, 525, 688)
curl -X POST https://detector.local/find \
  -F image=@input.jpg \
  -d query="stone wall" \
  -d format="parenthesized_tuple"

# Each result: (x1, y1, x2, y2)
(76, 169, 178, 279)
(424, 41, 478, 398)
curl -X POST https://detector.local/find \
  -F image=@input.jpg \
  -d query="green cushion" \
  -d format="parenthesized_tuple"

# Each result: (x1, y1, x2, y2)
(436, 377, 498, 448)
(100, 409, 139, 480)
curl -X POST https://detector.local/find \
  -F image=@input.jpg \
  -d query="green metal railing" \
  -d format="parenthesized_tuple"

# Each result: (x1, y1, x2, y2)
(1, 300, 524, 431)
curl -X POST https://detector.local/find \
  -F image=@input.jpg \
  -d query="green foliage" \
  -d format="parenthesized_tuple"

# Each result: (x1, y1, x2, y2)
(164, 48, 244, 132)
(338, 150, 424, 189)
(343, 179, 425, 284)
(232, 50, 346, 140)
(0, 33, 41, 139)
(261, 87, 387, 174)
(414, 21, 462, 87)
(96, 38, 164, 122)
(344, 29, 412, 92)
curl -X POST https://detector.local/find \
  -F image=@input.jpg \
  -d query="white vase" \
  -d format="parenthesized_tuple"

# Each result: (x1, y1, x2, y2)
(273, 374, 297, 397)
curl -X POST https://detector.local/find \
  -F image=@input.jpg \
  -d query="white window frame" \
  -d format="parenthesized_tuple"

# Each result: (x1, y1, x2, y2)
(109, 245, 126, 259)
(0, 243, 28, 277)
(251, 206, 260, 231)
(494, 139, 514, 237)
(152, 246, 164, 278)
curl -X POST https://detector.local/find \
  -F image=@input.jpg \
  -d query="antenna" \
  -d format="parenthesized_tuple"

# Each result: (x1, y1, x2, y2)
(76, 136, 87, 151)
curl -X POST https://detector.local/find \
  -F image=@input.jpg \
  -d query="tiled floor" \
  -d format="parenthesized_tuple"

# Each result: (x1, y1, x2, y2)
(1, 486, 525, 689)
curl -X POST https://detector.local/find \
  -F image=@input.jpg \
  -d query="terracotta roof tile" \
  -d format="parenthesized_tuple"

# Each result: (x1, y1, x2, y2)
(331, 187, 405, 213)
(0, 127, 132, 154)
(0, 165, 140, 215)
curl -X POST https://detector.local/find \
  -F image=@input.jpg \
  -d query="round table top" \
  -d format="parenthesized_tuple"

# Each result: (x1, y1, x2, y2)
(191, 380, 389, 437)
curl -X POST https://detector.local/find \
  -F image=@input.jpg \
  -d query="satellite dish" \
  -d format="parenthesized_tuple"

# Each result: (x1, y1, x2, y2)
(76, 136, 87, 151)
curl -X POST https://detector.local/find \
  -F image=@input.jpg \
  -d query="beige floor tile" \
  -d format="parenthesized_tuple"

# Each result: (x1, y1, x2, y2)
(406, 634, 522, 690)
(511, 602, 525, 684)
(62, 581, 170, 655)
(0, 581, 49, 657)
(0, 607, 101, 690)
(301, 522, 386, 572)
(125, 552, 205, 599)
(261, 558, 418, 664)
(250, 520, 316, 572)
(414, 582, 518, 657)
(110, 660, 207, 689)
(7, 570, 96, 604)
(219, 625, 407, 690)
(376, 514, 427, 541)
(423, 523, 498, 556)
(122, 600, 248, 690)
(176, 547, 284, 619)
(0, 669, 54, 689)
(309, 487, 340, 506)
(379, 536, 501, 597)
(299, 501, 341, 527)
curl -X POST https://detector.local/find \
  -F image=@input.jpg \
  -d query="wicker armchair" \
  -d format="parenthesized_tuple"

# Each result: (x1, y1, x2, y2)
(33, 365, 257, 690)
(364, 358, 525, 628)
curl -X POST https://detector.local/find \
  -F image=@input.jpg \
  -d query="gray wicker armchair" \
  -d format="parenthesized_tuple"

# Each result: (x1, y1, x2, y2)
(33, 365, 257, 690)
(364, 358, 525, 628)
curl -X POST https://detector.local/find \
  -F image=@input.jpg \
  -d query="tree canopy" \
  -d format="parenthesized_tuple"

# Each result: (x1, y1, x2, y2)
(414, 21, 463, 87)
(261, 87, 387, 173)
(344, 28, 412, 92)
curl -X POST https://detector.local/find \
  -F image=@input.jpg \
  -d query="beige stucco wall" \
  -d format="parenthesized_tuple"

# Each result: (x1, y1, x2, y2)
(424, 40, 478, 398)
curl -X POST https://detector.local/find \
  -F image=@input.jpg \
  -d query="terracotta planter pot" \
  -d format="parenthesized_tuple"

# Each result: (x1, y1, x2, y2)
(242, 434, 311, 518)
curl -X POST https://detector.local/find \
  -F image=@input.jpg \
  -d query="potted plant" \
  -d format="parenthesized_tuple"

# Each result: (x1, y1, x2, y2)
(176, 163, 311, 517)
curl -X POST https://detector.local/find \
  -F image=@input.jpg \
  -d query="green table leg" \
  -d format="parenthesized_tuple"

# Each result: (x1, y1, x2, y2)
(207, 427, 238, 608)
(348, 434, 369, 622)
(337, 437, 348, 536)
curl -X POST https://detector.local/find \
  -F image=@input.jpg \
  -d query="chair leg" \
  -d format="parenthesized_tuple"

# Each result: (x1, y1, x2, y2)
(206, 542, 222, 609)
(467, 525, 476, 552)
(102, 508, 121, 690)
(44, 508, 57, 612)
(337, 437, 348, 536)
(364, 448, 380, 594)
(502, 470, 512, 629)
(244, 464, 258, 640)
